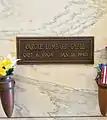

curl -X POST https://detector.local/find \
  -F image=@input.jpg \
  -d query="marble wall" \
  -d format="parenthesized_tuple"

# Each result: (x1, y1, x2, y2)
(0, 0, 107, 119)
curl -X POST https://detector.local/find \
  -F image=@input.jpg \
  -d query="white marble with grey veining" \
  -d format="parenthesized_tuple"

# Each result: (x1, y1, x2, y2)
(0, 0, 106, 37)
(0, 0, 107, 119)
(13, 75, 99, 117)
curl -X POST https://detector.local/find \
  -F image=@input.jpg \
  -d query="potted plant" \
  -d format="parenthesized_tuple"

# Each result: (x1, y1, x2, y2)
(0, 54, 20, 118)
(95, 63, 107, 116)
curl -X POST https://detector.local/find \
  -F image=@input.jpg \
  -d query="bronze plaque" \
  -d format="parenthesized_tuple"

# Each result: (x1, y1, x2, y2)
(16, 37, 94, 64)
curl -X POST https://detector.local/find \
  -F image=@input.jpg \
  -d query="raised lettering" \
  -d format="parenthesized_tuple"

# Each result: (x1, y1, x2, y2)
(77, 52, 88, 56)
(23, 53, 32, 58)
(42, 52, 53, 57)
(60, 52, 69, 57)
(60, 44, 67, 49)
(70, 43, 86, 50)
(25, 44, 31, 50)
(35, 52, 53, 58)
(38, 44, 44, 49)
(35, 52, 40, 57)
(70, 53, 76, 56)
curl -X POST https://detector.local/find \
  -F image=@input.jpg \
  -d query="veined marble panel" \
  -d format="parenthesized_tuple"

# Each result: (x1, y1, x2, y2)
(0, 0, 107, 119)
(0, 74, 105, 118)
(8, 75, 101, 116)
(0, 0, 106, 37)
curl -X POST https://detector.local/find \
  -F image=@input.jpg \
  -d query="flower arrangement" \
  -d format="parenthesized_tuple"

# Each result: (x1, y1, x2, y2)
(95, 46, 107, 85)
(0, 54, 20, 118)
(0, 54, 20, 77)
(95, 63, 107, 87)
(96, 64, 106, 72)
(95, 47, 107, 116)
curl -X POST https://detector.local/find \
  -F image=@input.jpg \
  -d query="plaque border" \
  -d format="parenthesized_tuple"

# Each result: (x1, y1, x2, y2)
(16, 36, 94, 64)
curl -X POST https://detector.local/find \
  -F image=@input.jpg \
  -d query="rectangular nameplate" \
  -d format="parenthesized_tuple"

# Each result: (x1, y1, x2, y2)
(16, 37, 94, 64)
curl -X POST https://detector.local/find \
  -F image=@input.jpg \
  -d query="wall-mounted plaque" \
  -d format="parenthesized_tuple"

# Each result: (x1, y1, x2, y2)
(16, 37, 94, 64)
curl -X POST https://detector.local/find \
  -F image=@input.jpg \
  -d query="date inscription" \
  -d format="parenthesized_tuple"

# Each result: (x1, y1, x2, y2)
(16, 37, 94, 64)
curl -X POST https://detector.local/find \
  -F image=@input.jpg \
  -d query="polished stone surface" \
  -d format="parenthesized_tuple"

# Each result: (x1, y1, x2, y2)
(0, 0, 107, 119)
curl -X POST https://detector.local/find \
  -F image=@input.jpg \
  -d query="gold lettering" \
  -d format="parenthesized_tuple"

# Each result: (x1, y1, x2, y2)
(25, 43, 44, 50)
(23, 53, 32, 58)
(38, 44, 44, 49)
(70, 53, 76, 56)
(35, 52, 40, 57)
(83, 53, 88, 56)
(78, 53, 83, 56)
(60, 44, 67, 49)
(45, 44, 59, 49)
(77, 52, 88, 56)
(45, 44, 67, 50)
(35, 52, 53, 58)
(42, 52, 53, 57)
(51, 44, 59, 49)
(60, 52, 69, 57)
(25, 44, 31, 50)
(25, 43, 69, 50)
(70, 43, 85, 50)
(45, 44, 52, 49)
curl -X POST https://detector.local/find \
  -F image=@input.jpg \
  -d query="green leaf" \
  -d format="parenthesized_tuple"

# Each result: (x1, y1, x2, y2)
(96, 66, 101, 72)
(6, 68, 14, 76)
